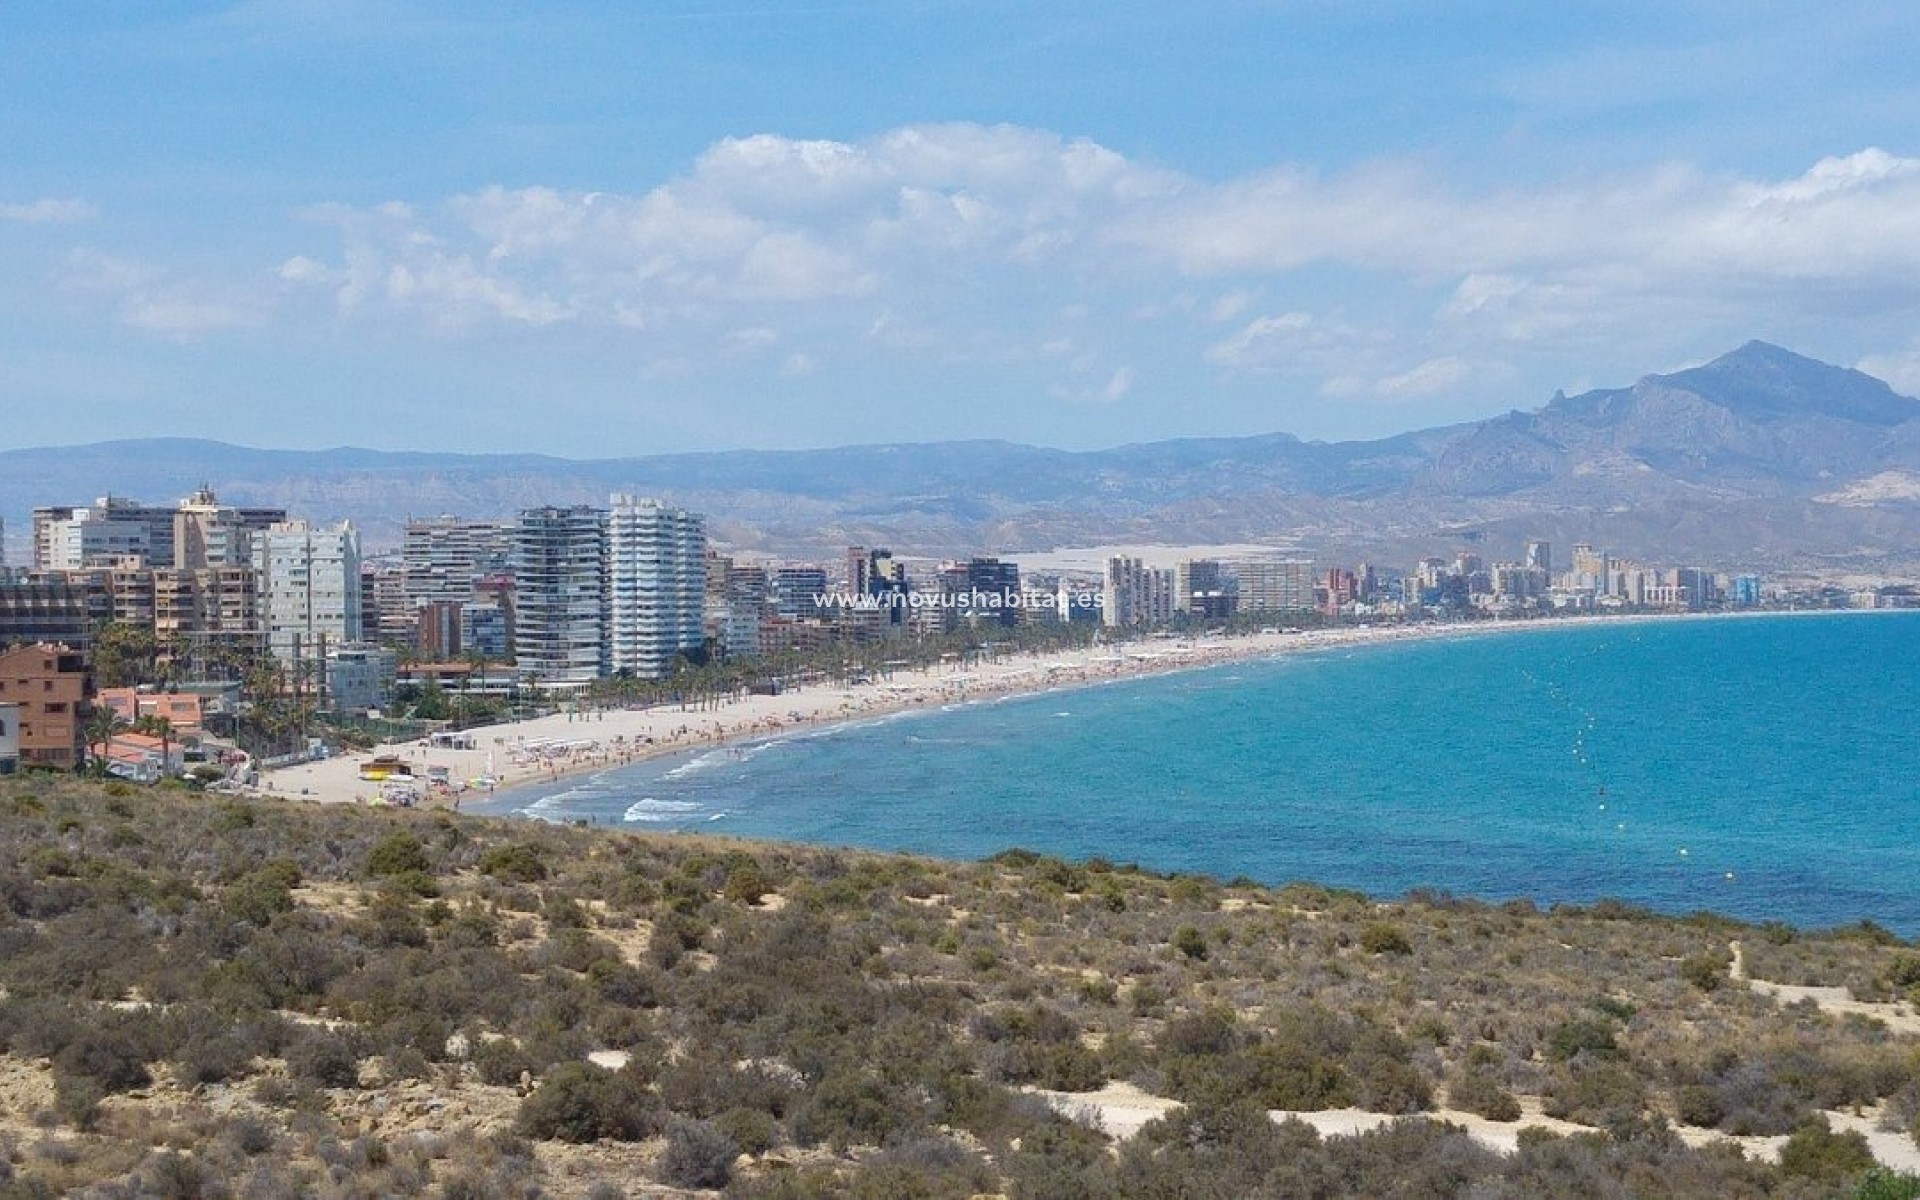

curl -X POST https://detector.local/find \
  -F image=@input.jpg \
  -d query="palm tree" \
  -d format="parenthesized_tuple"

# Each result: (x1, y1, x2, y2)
(84, 706, 128, 776)
(132, 714, 175, 780)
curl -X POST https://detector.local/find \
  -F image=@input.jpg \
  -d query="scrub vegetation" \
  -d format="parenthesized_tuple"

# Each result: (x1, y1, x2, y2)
(1, 777, 1918, 1197)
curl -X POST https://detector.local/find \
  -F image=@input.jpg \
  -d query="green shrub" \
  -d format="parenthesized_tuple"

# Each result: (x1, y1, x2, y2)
(1777, 1117, 1873, 1184)
(224, 869, 297, 928)
(1542, 1060, 1647, 1129)
(479, 843, 548, 883)
(286, 1032, 361, 1089)
(473, 1038, 537, 1088)
(1544, 1017, 1619, 1063)
(1172, 925, 1209, 961)
(1359, 922, 1413, 956)
(1674, 1084, 1724, 1129)
(385, 868, 440, 899)
(517, 1062, 660, 1143)
(723, 860, 769, 905)
(1680, 952, 1727, 992)
(1855, 1168, 1920, 1200)
(366, 830, 430, 878)
(1449, 1069, 1521, 1121)
(715, 1106, 780, 1156)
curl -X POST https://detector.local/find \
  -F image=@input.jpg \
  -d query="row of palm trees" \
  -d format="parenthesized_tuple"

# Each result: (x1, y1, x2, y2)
(82, 706, 177, 781)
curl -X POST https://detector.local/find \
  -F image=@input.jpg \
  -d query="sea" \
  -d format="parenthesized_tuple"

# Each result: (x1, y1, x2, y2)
(474, 611, 1920, 935)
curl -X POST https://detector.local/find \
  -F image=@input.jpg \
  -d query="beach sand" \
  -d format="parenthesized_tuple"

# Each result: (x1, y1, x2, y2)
(262, 622, 1476, 808)
(263, 609, 1822, 810)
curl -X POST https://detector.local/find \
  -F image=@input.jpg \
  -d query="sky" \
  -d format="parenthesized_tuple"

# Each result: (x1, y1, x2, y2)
(6, 1, 1920, 457)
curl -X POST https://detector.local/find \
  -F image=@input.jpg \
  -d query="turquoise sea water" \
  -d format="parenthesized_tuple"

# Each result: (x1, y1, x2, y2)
(476, 612, 1920, 934)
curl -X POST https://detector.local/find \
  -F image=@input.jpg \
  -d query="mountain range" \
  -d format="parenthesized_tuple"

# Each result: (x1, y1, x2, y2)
(6, 341, 1920, 575)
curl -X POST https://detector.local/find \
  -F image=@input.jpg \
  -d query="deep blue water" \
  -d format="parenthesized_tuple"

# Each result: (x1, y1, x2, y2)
(476, 612, 1920, 934)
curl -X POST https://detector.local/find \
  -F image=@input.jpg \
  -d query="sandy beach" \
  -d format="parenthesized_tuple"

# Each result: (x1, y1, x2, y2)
(261, 609, 1833, 810)
(262, 621, 1490, 808)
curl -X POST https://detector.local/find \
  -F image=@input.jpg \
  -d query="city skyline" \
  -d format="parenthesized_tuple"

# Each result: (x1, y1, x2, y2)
(7, 4, 1920, 457)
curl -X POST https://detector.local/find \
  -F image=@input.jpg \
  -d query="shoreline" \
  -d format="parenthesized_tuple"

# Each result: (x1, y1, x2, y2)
(261, 608, 1883, 811)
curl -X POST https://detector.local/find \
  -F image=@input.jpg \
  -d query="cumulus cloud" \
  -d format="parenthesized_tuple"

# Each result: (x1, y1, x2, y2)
(258, 129, 1920, 400)
(284, 123, 1179, 338)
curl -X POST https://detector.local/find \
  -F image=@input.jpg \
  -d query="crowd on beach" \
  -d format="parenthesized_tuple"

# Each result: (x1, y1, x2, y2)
(259, 618, 1608, 810)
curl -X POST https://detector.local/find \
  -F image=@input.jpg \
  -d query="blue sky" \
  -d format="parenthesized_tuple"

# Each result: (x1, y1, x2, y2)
(6, 1, 1920, 456)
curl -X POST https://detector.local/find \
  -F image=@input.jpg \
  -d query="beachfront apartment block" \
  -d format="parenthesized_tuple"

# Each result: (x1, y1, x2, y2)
(1102, 557, 1173, 628)
(402, 516, 516, 607)
(607, 496, 707, 680)
(253, 520, 364, 665)
(513, 505, 609, 688)
(1234, 558, 1316, 614)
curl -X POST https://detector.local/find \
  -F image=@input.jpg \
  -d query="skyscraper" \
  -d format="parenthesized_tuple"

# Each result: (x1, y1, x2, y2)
(1235, 559, 1315, 614)
(253, 520, 363, 665)
(1524, 539, 1552, 576)
(513, 505, 608, 687)
(607, 496, 707, 679)
(402, 516, 516, 608)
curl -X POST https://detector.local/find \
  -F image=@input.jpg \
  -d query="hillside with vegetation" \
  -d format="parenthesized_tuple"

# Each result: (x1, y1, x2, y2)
(1, 778, 1918, 1197)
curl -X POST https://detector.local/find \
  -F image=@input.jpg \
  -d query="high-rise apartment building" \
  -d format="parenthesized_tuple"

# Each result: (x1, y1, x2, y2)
(1175, 559, 1233, 619)
(34, 497, 157, 569)
(254, 521, 363, 665)
(1524, 539, 1552, 576)
(607, 496, 706, 679)
(153, 566, 260, 675)
(1235, 559, 1316, 614)
(513, 505, 608, 687)
(174, 488, 287, 570)
(403, 516, 515, 607)
(1102, 557, 1171, 627)
(770, 565, 830, 619)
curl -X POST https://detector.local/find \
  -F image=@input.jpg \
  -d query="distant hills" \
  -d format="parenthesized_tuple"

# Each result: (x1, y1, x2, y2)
(7, 341, 1920, 574)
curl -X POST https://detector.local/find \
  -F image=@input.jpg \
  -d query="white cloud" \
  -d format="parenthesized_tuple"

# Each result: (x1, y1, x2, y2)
(0, 197, 94, 224)
(276, 255, 336, 284)
(1741, 148, 1920, 204)
(1209, 289, 1257, 322)
(1205, 312, 1341, 370)
(1374, 356, 1475, 398)
(122, 295, 258, 336)
(1856, 351, 1920, 398)
(723, 327, 779, 354)
(244, 130, 1920, 398)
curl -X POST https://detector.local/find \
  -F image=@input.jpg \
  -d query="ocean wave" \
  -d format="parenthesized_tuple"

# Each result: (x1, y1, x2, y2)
(622, 797, 704, 823)
(661, 751, 727, 780)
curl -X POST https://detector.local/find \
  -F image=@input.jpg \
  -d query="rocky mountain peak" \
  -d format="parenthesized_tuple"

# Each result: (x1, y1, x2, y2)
(1656, 340, 1919, 426)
